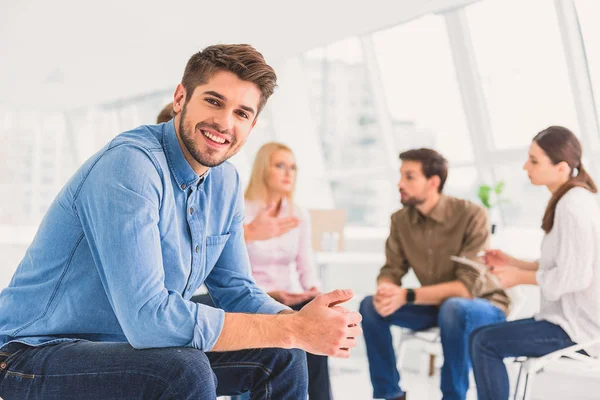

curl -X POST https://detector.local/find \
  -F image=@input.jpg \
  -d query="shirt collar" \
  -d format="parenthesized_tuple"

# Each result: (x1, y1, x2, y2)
(162, 119, 206, 191)
(428, 194, 448, 224)
(408, 194, 449, 225)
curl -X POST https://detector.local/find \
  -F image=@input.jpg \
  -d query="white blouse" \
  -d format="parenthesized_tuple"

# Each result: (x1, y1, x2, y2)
(535, 187, 600, 356)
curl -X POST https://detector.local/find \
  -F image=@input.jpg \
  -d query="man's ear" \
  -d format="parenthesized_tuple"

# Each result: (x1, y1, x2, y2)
(429, 175, 441, 192)
(173, 84, 186, 114)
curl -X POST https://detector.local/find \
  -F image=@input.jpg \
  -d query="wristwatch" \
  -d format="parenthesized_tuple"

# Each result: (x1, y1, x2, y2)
(406, 288, 416, 304)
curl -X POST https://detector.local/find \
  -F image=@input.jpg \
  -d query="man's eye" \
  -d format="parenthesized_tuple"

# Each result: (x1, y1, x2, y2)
(237, 111, 249, 119)
(206, 98, 219, 106)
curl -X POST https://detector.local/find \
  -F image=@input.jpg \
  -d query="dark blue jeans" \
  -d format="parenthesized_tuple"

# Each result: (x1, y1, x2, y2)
(0, 340, 307, 399)
(360, 296, 506, 400)
(193, 294, 332, 400)
(469, 317, 579, 400)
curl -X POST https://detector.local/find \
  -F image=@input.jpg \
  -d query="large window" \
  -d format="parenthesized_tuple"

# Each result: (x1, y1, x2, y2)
(373, 14, 474, 164)
(467, 0, 579, 150)
(493, 163, 550, 227)
(303, 38, 389, 172)
(575, 0, 600, 144)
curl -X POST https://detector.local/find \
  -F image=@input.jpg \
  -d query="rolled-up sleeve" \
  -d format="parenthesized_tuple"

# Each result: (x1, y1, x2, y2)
(74, 144, 225, 351)
(456, 207, 489, 296)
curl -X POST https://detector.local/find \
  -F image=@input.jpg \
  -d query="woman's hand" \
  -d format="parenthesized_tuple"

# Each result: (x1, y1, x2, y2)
(490, 266, 524, 289)
(484, 249, 513, 267)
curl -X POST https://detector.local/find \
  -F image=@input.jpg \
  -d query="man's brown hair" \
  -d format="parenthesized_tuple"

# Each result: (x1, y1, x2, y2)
(181, 44, 277, 115)
(156, 102, 173, 124)
(399, 148, 449, 193)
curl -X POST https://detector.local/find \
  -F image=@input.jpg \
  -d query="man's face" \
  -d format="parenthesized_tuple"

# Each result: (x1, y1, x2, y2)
(173, 70, 261, 169)
(397, 161, 430, 207)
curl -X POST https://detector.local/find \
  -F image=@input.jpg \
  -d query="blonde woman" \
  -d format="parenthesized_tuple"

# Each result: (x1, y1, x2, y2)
(244, 142, 331, 400)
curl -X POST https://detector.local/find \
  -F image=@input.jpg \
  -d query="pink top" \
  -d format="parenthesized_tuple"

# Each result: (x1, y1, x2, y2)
(244, 198, 321, 293)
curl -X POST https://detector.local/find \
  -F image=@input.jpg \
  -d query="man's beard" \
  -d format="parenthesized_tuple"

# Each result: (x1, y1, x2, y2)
(400, 193, 426, 207)
(178, 103, 238, 168)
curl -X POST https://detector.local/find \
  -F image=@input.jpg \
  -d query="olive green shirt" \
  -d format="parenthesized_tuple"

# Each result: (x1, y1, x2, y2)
(378, 195, 510, 315)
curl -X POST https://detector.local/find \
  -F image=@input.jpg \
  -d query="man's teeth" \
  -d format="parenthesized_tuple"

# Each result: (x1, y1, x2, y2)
(202, 130, 226, 144)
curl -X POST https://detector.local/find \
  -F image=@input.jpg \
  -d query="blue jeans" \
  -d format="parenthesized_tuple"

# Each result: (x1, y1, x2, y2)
(360, 296, 506, 400)
(0, 340, 307, 399)
(469, 318, 579, 400)
(193, 294, 332, 400)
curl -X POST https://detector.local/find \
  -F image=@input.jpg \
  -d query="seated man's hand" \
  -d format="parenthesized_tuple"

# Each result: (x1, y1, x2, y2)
(292, 289, 362, 358)
(245, 203, 300, 242)
(373, 282, 406, 317)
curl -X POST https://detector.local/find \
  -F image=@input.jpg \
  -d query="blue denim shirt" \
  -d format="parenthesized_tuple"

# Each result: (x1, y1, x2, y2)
(0, 120, 287, 351)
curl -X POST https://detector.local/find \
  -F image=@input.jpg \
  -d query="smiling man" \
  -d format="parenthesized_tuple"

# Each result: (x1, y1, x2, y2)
(359, 148, 509, 400)
(0, 44, 362, 400)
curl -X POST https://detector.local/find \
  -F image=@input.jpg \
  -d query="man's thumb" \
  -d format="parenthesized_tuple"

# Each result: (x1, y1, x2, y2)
(315, 289, 354, 307)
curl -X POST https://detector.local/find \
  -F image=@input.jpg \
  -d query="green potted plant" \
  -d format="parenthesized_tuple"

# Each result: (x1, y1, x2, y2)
(477, 181, 506, 234)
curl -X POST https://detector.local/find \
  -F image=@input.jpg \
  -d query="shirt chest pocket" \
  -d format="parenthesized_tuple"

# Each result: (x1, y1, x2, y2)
(205, 233, 230, 270)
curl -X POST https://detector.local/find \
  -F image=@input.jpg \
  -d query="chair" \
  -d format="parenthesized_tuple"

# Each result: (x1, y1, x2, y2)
(511, 337, 600, 400)
(307, 209, 346, 253)
(396, 286, 527, 376)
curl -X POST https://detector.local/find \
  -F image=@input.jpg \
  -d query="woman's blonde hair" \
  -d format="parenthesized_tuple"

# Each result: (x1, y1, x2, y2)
(245, 142, 296, 204)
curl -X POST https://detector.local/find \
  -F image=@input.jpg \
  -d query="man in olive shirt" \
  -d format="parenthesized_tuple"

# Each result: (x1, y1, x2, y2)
(360, 149, 509, 400)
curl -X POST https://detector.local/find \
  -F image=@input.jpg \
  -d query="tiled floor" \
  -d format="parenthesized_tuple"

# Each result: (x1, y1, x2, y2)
(329, 355, 600, 400)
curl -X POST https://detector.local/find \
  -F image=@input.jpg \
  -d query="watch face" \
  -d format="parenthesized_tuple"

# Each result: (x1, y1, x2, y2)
(406, 289, 416, 303)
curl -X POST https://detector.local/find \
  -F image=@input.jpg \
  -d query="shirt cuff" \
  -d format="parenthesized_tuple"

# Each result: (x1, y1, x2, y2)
(193, 305, 225, 351)
(255, 298, 291, 315)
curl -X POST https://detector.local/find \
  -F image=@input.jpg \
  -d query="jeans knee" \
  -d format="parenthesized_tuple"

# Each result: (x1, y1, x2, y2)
(359, 296, 380, 325)
(164, 348, 216, 397)
(438, 297, 470, 332)
(279, 348, 308, 384)
(469, 326, 492, 358)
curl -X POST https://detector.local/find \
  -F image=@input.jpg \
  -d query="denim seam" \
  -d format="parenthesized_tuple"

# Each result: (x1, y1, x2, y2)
(4, 370, 180, 395)
(4, 370, 35, 379)
(4, 369, 171, 383)
(72, 141, 165, 216)
(162, 129, 196, 190)
(12, 233, 85, 337)
(211, 362, 272, 400)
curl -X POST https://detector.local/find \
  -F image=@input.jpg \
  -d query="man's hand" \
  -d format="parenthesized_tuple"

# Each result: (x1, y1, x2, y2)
(244, 203, 300, 242)
(373, 281, 406, 317)
(269, 288, 317, 306)
(292, 289, 362, 358)
(490, 265, 524, 289)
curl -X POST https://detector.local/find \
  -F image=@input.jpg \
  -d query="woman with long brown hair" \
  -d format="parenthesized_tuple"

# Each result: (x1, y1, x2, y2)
(469, 126, 600, 399)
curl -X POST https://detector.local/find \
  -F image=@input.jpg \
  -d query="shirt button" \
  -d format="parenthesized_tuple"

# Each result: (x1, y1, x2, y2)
(189, 208, 194, 215)
(188, 285, 192, 291)
(181, 183, 187, 189)
(195, 245, 199, 253)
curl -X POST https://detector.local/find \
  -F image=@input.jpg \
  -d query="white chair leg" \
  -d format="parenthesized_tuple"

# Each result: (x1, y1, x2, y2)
(513, 363, 523, 400)
(523, 372, 534, 400)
